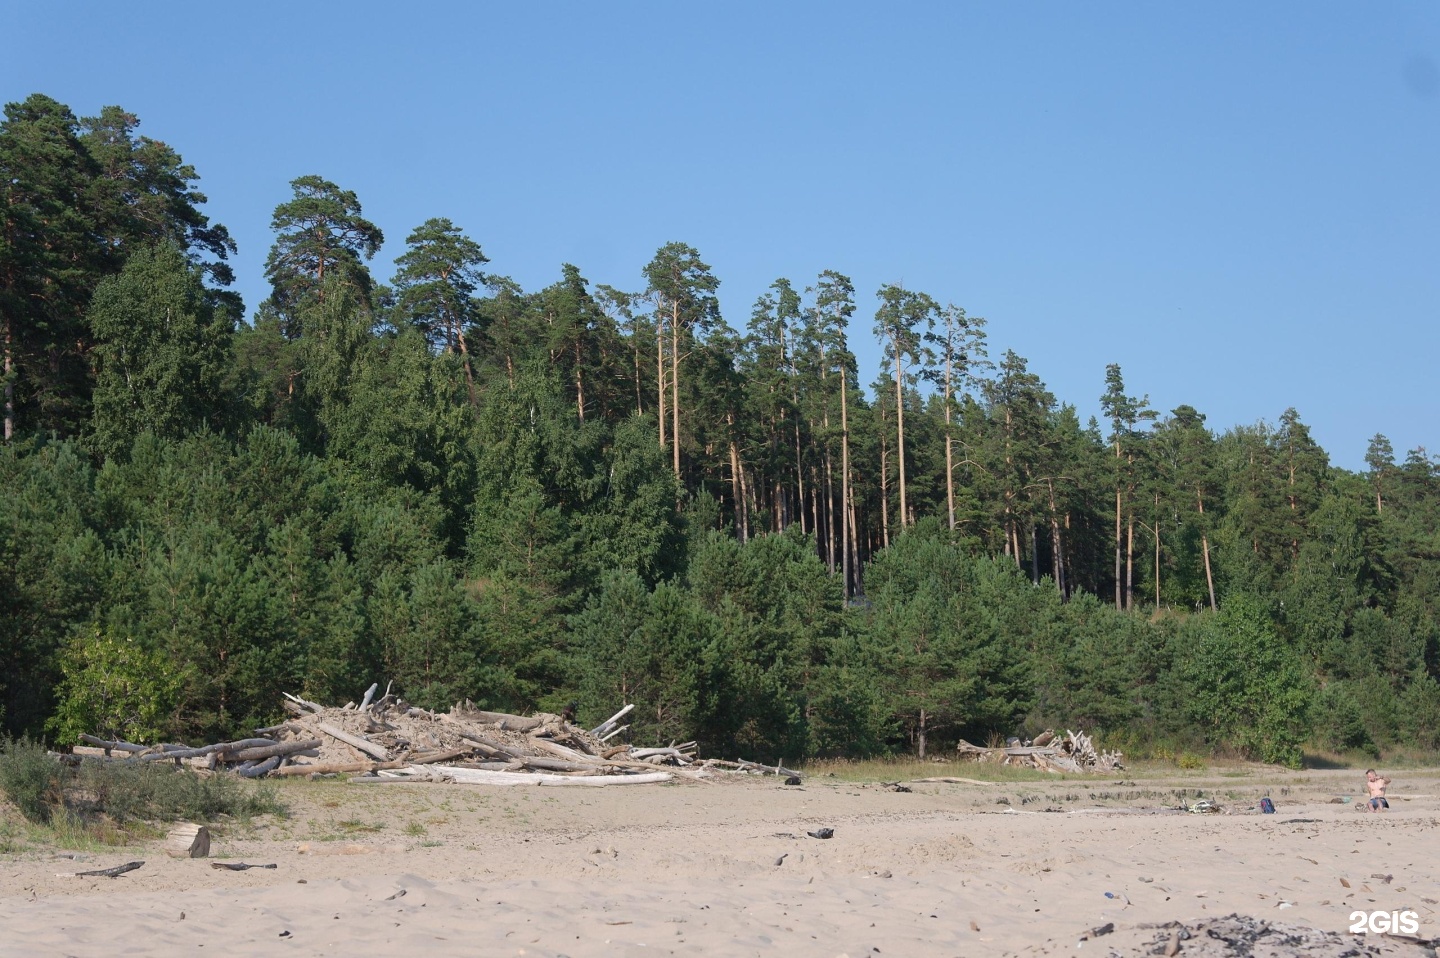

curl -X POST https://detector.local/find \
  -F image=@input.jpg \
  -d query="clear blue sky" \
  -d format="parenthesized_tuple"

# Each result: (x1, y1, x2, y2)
(6, 3, 1438, 469)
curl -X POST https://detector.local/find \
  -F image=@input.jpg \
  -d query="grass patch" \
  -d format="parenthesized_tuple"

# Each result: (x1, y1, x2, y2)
(336, 818, 384, 834)
(0, 737, 287, 847)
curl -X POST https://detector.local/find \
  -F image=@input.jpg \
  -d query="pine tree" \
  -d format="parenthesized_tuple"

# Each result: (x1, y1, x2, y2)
(392, 217, 488, 405)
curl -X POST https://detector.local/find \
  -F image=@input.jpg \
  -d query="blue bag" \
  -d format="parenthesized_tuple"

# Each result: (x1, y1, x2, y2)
(1260, 797, 1275, 814)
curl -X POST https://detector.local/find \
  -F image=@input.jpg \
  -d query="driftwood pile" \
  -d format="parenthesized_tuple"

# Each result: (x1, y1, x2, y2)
(954, 728, 1124, 773)
(74, 687, 801, 788)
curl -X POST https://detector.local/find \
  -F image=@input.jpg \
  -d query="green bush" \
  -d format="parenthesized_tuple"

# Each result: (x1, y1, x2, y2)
(0, 737, 69, 823)
(1310, 682, 1379, 757)
(1, 737, 284, 828)
(48, 631, 183, 745)
(1173, 597, 1312, 768)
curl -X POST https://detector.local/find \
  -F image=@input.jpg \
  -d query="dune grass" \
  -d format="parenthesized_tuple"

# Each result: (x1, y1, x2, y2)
(0, 736, 287, 849)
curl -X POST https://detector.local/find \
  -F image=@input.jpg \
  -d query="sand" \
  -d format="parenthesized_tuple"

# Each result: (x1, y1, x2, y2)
(2, 765, 1438, 956)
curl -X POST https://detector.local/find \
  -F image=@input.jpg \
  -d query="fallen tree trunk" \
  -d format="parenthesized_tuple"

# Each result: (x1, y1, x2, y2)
(268, 760, 407, 777)
(226, 738, 322, 763)
(354, 766, 673, 787)
(316, 723, 389, 761)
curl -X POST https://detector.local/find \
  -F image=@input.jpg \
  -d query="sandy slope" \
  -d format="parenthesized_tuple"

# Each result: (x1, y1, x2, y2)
(2, 766, 1437, 956)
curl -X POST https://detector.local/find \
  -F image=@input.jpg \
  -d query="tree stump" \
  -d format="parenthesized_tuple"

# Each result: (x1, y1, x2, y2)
(166, 823, 210, 859)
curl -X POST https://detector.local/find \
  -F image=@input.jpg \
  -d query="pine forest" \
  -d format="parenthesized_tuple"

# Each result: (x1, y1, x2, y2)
(3, 93, 1438, 769)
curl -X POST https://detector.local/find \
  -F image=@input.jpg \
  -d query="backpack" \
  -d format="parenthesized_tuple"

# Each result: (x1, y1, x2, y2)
(1260, 797, 1275, 814)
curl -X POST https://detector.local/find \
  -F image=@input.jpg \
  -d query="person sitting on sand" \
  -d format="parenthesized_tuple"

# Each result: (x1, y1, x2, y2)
(1365, 769, 1391, 812)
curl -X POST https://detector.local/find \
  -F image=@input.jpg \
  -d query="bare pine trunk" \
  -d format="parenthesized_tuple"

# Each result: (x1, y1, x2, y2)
(917, 707, 927, 760)
(657, 322, 666, 451)
(944, 353, 955, 530)
(840, 492, 852, 599)
(574, 339, 585, 421)
(1113, 443, 1123, 610)
(1047, 480, 1065, 596)
(893, 345, 908, 528)
(3, 315, 12, 441)
(1198, 488, 1217, 611)
(728, 413, 746, 542)
(841, 377, 852, 598)
(1153, 495, 1161, 607)
(670, 302, 681, 478)
(633, 336, 643, 416)
(810, 480, 820, 551)
(1125, 516, 1135, 611)
(795, 419, 806, 535)
(825, 452, 837, 573)
(455, 330, 478, 407)
(880, 415, 892, 549)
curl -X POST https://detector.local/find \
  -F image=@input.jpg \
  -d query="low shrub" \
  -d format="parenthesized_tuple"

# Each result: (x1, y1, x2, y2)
(0, 737, 285, 831)
(0, 737, 69, 823)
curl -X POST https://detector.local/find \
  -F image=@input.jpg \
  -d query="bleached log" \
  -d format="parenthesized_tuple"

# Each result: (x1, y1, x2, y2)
(360, 683, 379, 710)
(511, 756, 598, 772)
(629, 747, 692, 761)
(268, 759, 407, 777)
(78, 734, 147, 754)
(453, 708, 544, 732)
(600, 724, 629, 742)
(131, 738, 276, 764)
(407, 747, 475, 765)
(282, 691, 324, 713)
(590, 703, 634, 737)
(223, 738, 321, 763)
(736, 758, 803, 779)
(165, 823, 211, 858)
(528, 737, 598, 764)
(456, 731, 518, 758)
(237, 756, 282, 778)
(355, 765, 672, 787)
(316, 723, 389, 760)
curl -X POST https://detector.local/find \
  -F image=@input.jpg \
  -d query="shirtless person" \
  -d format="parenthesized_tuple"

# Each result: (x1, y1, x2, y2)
(1365, 769, 1391, 812)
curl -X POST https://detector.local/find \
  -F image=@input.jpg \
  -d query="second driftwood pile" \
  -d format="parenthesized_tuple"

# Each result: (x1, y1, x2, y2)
(953, 728, 1124, 773)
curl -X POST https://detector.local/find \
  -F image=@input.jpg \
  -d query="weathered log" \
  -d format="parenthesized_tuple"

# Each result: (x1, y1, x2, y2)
(78, 734, 147, 754)
(510, 756, 597, 773)
(629, 747, 694, 761)
(130, 738, 276, 764)
(226, 738, 322, 763)
(267, 759, 407, 777)
(408, 747, 476, 765)
(359, 683, 379, 710)
(356, 766, 672, 787)
(590, 703, 634, 737)
(736, 758, 803, 779)
(600, 724, 629, 743)
(527, 737, 597, 764)
(166, 823, 210, 858)
(236, 755, 282, 778)
(281, 691, 324, 713)
(461, 709, 545, 732)
(315, 723, 389, 761)
(456, 731, 518, 758)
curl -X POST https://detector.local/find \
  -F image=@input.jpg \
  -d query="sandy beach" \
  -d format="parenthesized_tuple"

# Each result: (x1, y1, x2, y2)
(3, 765, 1438, 956)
